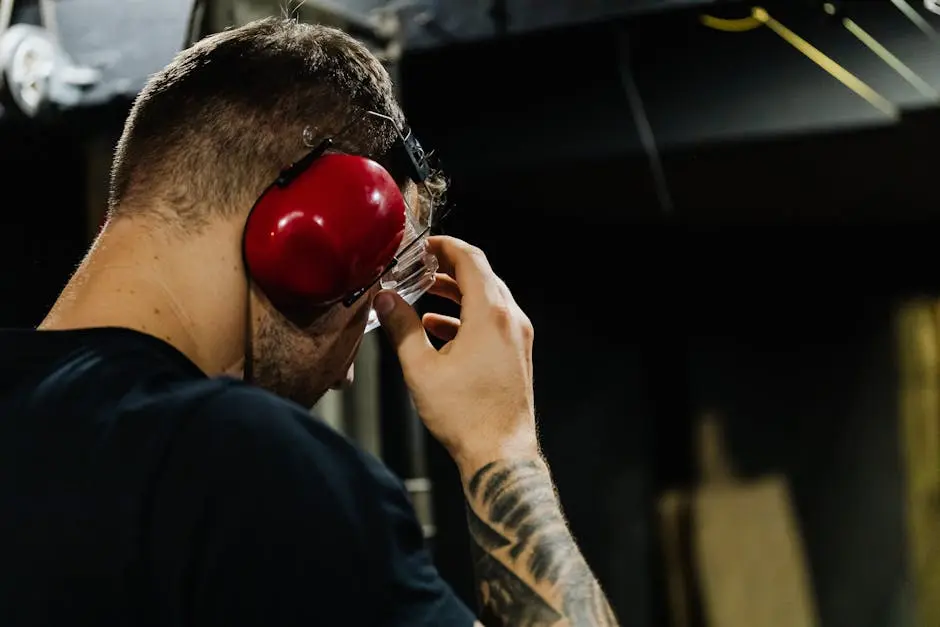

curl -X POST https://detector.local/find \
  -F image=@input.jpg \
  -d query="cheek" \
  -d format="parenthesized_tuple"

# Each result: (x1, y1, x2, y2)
(254, 307, 316, 367)
(254, 296, 369, 378)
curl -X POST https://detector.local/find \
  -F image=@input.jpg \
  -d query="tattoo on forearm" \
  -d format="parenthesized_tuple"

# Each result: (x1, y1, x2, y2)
(465, 460, 618, 627)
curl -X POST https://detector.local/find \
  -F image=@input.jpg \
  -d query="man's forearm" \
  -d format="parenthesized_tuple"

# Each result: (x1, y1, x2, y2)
(463, 457, 618, 627)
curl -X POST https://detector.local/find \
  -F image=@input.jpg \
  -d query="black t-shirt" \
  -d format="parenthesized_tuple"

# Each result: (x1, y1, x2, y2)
(0, 327, 475, 627)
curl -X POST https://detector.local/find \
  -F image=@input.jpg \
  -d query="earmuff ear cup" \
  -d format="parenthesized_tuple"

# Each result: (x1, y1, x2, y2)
(244, 154, 407, 307)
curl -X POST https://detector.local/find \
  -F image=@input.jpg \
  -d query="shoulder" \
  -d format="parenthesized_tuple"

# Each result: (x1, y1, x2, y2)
(145, 383, 392, 624)
(181, 380, 399, 501)
(152, 380, 399, 574)
(187, 382, 426, 567)
(149, 381, 476, 627)
(158, 380, 418, 551)
(193, 381, 352, 459)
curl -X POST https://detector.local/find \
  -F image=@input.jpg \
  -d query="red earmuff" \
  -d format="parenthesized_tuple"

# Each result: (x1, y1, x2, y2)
(243, 153, 407, 307)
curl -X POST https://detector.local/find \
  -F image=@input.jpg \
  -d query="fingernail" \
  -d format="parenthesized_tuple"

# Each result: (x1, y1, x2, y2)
(374, 292, 395, 316)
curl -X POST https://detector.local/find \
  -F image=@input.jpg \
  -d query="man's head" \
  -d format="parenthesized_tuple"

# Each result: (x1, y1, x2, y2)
(96, 17, 429, 406)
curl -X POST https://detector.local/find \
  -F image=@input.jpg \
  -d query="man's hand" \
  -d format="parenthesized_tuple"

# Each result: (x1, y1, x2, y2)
(375, 236, 618, 626)
(373, 236, 539, 475)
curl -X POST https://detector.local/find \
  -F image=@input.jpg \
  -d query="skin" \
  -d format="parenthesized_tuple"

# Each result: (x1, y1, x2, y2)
(39, 207, 370, 408)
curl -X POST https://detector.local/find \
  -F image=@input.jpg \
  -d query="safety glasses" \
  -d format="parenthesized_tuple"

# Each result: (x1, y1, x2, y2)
(328, 110, 445, 334)
(362, 203, 439, 334)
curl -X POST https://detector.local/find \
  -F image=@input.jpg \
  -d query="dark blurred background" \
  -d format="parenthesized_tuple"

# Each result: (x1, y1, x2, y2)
(3, 0, 939, 625)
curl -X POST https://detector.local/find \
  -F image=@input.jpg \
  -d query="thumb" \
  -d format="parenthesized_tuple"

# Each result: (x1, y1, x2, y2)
(374, 290, 435, 369)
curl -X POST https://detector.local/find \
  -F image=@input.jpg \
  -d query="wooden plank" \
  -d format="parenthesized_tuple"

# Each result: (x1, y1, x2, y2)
(657, 414, 818, 627)
(693, 476, 817, 627)
(658, 490, 696, 627)
(897, 301, 940, 627)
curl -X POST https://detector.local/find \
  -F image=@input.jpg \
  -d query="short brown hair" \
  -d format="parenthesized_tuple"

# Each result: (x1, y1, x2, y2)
(109, 18, 414, 227)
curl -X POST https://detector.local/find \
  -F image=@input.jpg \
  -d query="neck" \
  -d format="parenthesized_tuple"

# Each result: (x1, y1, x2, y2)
(40, 214, 248, 376)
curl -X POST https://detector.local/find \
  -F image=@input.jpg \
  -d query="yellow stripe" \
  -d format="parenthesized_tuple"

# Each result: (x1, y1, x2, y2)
(890, 0, 940, 40)
(842, 18, 938, 100)
(700, 15, 763, 32)
(752, 7, 898, 118)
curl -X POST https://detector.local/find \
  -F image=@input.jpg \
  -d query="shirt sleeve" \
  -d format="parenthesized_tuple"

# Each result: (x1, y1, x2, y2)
(148, 384, 476, 627)
(356, 450, 477, 627)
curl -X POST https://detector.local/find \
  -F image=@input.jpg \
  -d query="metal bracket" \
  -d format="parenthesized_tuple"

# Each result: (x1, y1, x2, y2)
(212, 0, 432, 65)
(298, 0, 409, 64)
(0, 24, 101, 117)
(0, 0, 13, 35)
(305, 0, 397, 42)
(404, 477, 436, 539)
(37, 0, 56, 35)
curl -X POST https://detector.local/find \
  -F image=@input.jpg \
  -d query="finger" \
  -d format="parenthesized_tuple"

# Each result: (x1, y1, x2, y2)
(427, 236, 504, 314)
(427, 273, 462, 304)
(374, 291, 436, 369)
(422, 312, 461, 342)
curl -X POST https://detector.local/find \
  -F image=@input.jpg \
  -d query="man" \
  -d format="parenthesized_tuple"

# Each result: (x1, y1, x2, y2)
(0, 17, 617, 627)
